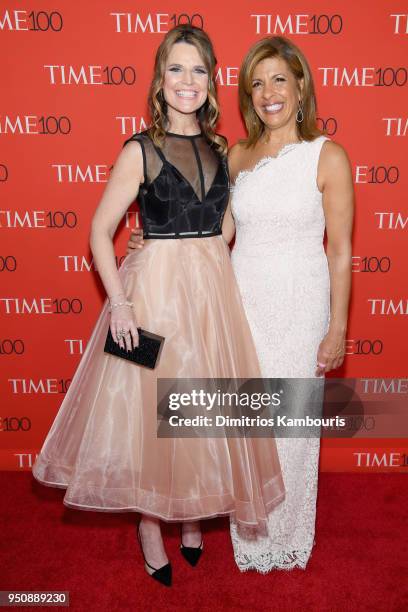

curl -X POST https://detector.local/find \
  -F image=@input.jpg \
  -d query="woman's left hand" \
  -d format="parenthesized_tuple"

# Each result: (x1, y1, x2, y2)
(316, 330, 346, 375)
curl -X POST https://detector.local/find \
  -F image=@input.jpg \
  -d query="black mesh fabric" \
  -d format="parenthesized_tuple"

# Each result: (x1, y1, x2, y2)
(123, 130, 229, 238)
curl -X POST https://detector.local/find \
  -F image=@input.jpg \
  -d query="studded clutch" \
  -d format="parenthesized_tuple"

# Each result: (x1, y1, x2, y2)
(104, 327, 165, 369)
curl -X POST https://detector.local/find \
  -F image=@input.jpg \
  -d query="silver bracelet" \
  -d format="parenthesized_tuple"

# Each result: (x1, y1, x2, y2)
(108, 300, 134, 311)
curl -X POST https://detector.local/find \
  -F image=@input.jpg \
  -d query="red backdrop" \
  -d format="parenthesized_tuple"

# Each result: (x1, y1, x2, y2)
(1, 1, 407, 472)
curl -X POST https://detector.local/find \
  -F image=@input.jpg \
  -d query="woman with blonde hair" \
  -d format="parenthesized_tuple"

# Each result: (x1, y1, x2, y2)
(32, 25, 285, 586)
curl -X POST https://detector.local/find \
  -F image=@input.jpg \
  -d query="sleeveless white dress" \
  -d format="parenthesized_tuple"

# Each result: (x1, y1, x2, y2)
(229, 136, 330, 572)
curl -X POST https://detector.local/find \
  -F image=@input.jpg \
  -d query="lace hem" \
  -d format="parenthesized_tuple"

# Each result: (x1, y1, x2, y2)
(234, 546, 314, 574)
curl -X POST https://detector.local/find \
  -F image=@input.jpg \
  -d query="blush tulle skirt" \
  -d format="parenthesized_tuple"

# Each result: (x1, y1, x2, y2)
(32, 235, 285, 532)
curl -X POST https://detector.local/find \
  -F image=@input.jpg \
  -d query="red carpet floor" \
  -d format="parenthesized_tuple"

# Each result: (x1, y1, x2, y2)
(0, 472, 407, 612)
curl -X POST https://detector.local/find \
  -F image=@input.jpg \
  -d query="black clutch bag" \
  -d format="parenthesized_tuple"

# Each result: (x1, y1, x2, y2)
(104, 327, 165, 369)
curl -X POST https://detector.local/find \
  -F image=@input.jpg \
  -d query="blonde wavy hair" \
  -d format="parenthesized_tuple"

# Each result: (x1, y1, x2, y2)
(147, 24, 227, 155)
(239, 36, 322, 147)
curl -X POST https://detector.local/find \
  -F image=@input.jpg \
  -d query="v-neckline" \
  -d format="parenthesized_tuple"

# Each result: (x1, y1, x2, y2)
(151, 134, 224, 204)
(163, 158, 223, 204)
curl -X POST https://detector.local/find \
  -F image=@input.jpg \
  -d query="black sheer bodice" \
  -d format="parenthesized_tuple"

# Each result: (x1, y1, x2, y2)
(123, 130, 229, 239)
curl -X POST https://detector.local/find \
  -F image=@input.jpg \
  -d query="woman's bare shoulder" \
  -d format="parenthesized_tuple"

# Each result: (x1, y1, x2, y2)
(228, 141, 248, 161)
(318, 139, 353, 192)
(228, 141, 250, 182)
(118, 138, 144, 167)
(320, 139, 350, 168)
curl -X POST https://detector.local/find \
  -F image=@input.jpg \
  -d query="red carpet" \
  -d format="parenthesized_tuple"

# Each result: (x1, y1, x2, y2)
(1, 472, 407, 611)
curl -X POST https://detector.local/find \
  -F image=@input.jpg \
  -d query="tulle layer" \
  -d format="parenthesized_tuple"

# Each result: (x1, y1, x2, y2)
(33, 236, 285, 531)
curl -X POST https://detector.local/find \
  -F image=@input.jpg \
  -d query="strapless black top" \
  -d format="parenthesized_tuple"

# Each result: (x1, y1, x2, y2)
(123, 130, 229, 239)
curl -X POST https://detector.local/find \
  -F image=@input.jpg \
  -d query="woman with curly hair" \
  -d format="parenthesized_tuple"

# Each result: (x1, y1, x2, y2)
(32, 25, 285, 587)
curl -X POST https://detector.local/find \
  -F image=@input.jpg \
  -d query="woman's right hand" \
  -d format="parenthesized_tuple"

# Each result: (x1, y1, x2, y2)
(126, 228, 144, 254)
(110, 304, 139, 350)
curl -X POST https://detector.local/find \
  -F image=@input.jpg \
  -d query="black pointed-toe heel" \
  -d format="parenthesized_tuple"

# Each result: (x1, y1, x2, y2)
(137, 525, 172, 587)
(180, 527, 204, 567)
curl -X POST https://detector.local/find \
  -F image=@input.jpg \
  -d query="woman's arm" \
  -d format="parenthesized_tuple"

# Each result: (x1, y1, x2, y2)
(317, 140, 354, 373)
(90, 140, 144, 347)
(222, 144, 245, 245)
(90, 140, 143, 295)
(222, 196, 235, 245)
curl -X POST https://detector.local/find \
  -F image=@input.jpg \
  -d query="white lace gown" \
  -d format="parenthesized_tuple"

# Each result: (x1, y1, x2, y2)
(229, 136, 330, 572)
